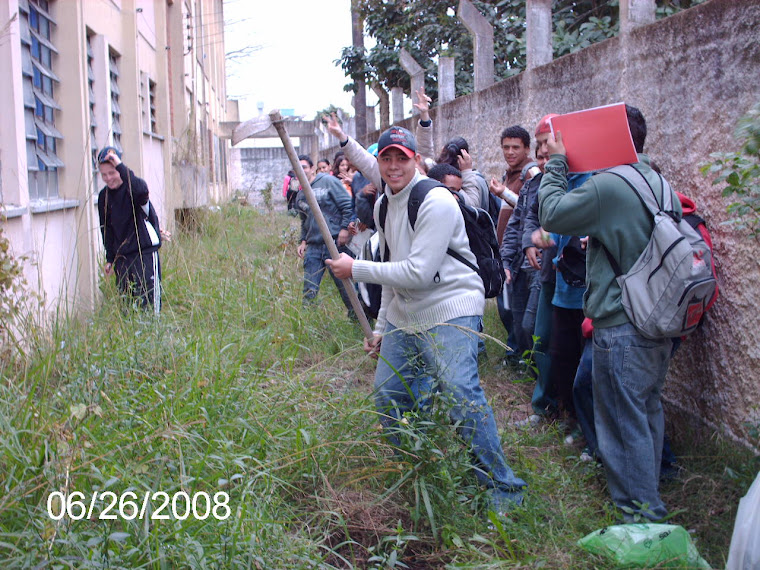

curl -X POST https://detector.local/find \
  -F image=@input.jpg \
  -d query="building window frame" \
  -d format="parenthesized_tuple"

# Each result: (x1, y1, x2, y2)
(21, 0, 63, 201)
(109, 50, 122, 152)
(86, 30, 99, 194)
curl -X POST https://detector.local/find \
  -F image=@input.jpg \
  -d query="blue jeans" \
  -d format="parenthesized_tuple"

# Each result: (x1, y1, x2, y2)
(592, 322, 672, 521)
(375, 316, 527, 505)
(573, 339, 596, 454)
(575, 338, 678, 470)
(303, 242, 354, 312)
(510, 267, 540, 356)
(531, 282, 556, 416)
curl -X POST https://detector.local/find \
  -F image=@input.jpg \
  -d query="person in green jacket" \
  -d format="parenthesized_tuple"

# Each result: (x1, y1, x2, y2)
(537, 105, 681, 522)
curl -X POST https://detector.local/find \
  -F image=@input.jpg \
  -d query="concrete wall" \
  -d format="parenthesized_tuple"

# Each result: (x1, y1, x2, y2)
(230, 147, 300, 209)
(319, 0, 760, 446)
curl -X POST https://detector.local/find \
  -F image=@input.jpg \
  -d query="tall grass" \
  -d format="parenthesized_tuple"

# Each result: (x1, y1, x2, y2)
(0, 204, 755, 568)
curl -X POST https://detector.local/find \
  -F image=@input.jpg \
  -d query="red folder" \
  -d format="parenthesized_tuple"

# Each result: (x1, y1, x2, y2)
(549, 103, 638, 173)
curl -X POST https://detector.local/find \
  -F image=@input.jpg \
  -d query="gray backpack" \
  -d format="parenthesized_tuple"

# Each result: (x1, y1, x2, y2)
(601, 165, 717, 339)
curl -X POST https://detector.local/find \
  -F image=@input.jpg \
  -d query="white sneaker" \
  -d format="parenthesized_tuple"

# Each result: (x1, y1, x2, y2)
(514, 414, 542, 428)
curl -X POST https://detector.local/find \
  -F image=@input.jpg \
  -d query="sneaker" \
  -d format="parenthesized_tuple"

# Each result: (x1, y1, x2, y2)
(500, 352, 521, 367)
(513, 414, 542, 428)
(564, 428, 583, 446)
(580, 450, 594, 462)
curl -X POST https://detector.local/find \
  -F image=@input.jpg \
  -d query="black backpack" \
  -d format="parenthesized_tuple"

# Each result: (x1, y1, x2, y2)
(358, 232, 383, 320)
(484, 190, 502, 229)
(378, 178, 505, 298)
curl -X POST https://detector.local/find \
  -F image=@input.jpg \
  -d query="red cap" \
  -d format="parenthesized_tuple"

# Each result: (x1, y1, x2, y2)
(377, 126, 417, 158)
(535, 114, 559, 136)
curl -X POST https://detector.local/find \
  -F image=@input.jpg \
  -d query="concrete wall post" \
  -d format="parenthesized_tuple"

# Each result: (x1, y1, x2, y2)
(391, 87, 404, 124)
(457, 0, 494, 91)
(526, 0, 553, 69)
(400, 48, 425, 116)
(438, 56, 456, 104)
(620, 0, 656, 34)
(366, 106, 376, 133)
(372, 84, 391, 130)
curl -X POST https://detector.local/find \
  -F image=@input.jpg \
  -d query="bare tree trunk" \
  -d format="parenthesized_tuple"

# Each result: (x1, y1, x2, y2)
(351, 3, 367, 142)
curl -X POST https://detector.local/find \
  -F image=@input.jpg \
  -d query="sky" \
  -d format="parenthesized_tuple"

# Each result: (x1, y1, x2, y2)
(224, 0, 368, 122)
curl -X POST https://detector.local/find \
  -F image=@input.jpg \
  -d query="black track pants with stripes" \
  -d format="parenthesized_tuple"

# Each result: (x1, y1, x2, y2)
(114, 250, 161, 314)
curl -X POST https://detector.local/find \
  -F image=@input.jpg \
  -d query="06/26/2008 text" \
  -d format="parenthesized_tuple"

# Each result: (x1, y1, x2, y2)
(46, 490, 231, 521)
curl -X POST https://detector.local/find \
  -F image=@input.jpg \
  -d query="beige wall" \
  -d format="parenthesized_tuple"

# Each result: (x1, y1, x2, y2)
(167, 0, 230, 210)
(0, 0, 232, 322)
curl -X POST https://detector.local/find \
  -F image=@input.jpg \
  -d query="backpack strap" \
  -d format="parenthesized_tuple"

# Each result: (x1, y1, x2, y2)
(598, 164, 676, 276)
(445, 244, 479, 274)
(377, 193, 389, 261)
(377, 177, 444, 261)
(407, 178, 443, 229)
(606, 165, 678, 220)
(520, 160, 538, 181)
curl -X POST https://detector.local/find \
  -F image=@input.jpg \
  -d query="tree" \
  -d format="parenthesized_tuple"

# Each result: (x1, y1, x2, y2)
(351, 2, 367, 140)
(337, 0, 708, 103)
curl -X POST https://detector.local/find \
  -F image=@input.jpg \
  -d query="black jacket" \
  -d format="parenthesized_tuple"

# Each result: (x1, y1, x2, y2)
(97, 163, 160, 263)
(500, 172, 543, 275)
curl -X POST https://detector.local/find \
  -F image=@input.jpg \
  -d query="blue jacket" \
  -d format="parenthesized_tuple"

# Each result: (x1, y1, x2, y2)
(297, 172, 355, 244)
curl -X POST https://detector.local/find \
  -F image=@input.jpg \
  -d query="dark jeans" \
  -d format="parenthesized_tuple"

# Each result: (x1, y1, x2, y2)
(510, 267, 540, 355)
(286, 189, 298, 211)
(548, 306, 585, 419)
(496, 289, 519, 359)
(531, 281, 556, 416)
(303, 242, 354, 313)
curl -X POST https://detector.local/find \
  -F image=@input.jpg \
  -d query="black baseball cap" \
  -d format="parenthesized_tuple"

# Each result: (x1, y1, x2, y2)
(97, 146, 122, 163)
(377, 126, 417, 158)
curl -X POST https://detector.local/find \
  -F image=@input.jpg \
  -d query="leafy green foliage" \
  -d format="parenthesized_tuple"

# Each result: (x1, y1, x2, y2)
(314, 103, 351, 123)
(701, 102, 760, 238)
(339, 0, 708, 102)
(0, 223, 41, 355)
(0, 225, 24, 329)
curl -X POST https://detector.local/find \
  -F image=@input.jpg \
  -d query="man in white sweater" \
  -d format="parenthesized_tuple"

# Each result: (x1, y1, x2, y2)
(325, 119, 527, 513)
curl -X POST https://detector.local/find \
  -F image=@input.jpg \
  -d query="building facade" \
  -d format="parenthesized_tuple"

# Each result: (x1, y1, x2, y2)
(0, 0, 233, 316)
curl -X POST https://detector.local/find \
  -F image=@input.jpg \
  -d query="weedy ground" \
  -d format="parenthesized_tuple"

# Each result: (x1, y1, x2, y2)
(0, 204, 756, 569)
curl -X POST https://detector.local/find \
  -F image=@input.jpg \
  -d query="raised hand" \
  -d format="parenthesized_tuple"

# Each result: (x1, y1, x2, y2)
(325, 113, 347, 142)
(458, 148, 474, 171)
(413, 87, 431, 121)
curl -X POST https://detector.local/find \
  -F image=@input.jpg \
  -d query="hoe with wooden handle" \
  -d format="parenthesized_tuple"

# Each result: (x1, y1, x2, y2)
(246, 109, 375, 339)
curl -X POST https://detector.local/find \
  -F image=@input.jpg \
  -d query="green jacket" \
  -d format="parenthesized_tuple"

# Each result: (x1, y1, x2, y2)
(538, 153, 682, 328)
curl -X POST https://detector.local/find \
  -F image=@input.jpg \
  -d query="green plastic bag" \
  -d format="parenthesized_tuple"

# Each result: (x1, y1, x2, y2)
(578, 523, 711, 568)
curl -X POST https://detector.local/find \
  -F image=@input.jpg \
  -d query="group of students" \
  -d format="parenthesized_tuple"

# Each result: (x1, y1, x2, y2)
(288, 94, 711, 522)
